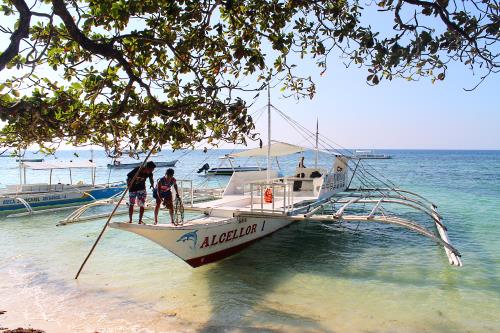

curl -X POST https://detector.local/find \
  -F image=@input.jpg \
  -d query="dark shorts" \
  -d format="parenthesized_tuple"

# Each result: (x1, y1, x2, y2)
(154, 189, 173, 209)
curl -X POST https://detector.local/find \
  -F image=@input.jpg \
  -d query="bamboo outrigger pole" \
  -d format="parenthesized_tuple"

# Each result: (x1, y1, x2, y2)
(74, 142, 159, 279)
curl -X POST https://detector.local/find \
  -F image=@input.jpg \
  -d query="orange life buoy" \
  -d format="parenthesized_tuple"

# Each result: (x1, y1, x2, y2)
(264, 188, 273, 203)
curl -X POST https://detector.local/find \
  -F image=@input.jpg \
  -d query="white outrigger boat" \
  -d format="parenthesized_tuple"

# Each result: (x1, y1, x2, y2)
(0, 160, 125, 215)
(107, 141, 461, 268)
(70, 96, 462, 275)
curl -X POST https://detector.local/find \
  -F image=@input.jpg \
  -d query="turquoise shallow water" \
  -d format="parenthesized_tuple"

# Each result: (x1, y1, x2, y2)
(0, 149, 499, 332)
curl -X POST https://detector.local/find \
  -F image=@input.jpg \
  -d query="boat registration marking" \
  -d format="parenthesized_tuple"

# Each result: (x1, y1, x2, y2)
(2, 194, 68, 205)
(200, 223, 258, 249)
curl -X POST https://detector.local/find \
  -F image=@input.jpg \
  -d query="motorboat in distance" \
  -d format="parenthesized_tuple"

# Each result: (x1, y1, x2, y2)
(107, 160, 178, 169)
(353, 150, 392, 159)
(197, 162, 266, 176)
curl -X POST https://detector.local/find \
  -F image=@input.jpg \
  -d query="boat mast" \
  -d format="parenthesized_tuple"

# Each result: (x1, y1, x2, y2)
(18, 147, 22, 185)
(315, 118, 319, 168)
(267, 84, 271, 182)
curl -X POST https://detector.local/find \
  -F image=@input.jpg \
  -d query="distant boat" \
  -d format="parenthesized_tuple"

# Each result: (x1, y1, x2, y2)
(120, 149, 158, 156)
(107, 160, 178, 169)
(16, 158, 44, 162)
(0, 160, 124, 214)
(353, 150, 392, 159)
(197, 157, 265, 176)
(207, 166, 266, 176)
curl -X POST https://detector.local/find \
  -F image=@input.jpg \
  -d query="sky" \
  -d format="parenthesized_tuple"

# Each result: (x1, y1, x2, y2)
(248, 4, 500, 151)
(1, 3, 499, 151)
(250, 58, 500, 151)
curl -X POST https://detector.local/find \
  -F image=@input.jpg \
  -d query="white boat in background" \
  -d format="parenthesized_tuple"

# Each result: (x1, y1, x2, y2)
(197, 155, 266, 176)
(353, 150, 392, 159)
(0, 161, 124, 215)
(205, 166, 266, 176)
(15, 157, 44, 162)
(107, 159, 178, 169)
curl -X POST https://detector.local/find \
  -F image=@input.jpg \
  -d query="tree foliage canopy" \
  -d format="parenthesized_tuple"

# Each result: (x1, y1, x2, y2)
(0, 0, 498, 154)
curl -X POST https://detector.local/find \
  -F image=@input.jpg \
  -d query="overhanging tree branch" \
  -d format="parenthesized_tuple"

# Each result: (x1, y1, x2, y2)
(0, 0, 31, 71)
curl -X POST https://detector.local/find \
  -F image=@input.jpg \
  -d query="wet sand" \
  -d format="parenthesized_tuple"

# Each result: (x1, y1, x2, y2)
(1, 310, 43, 333)
(0, 268, 194, 333)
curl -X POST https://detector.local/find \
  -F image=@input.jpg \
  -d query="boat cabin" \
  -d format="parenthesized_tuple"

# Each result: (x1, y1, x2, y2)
(8, 160, 98, 194)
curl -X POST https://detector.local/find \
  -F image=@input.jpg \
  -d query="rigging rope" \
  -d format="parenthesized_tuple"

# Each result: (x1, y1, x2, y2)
(269, 105, 408, 220)
(271, 105, 407, 203)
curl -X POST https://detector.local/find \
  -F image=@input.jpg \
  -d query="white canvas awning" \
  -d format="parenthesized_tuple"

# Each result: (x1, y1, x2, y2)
(228, 141, 307, 158)
(21, 160, 96, 170)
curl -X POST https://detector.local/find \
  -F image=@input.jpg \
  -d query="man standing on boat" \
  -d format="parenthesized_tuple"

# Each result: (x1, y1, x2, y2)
(127, 161, 156, 224)
(298, 156, 306, 168)
(153, 168, 180, 225)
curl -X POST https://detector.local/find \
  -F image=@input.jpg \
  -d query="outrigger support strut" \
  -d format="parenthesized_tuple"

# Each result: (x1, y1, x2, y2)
(14, 197, 33, 215)
(289, 212, 462, 266)
(307, 187, 464, 267)
(57, 194, 126, 226)
(336, 215, 461, 259)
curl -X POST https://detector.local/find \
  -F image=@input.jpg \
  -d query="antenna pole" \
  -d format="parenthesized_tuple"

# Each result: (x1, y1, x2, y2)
(267, 83, 271, 182)
(315, 118, 319, 168)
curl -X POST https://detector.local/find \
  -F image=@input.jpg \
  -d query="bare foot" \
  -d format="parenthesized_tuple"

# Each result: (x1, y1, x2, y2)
(128, 220, 132, 223)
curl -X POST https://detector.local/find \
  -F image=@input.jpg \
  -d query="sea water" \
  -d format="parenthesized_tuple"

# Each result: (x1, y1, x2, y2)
(0, 149, 499, 332)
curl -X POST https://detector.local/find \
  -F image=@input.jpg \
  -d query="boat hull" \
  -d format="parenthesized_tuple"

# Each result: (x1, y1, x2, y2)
(16, 158, 44, 162)
(109, 215, 292, 267)
(206, 167, 266, 176)
(354, 156, 392, 159)
(0, 185, 125, 213)
(107, 160, 178, 169)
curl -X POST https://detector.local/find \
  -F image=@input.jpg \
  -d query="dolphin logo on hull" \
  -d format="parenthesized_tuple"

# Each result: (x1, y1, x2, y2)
(177, 230, 198, 249)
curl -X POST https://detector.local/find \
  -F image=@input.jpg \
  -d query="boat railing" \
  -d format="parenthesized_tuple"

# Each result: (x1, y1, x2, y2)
(248, 179, 295, 215)
(7, 183, 65, 194)
(176, 179, 194, 207)
(244, 176, 318, 195)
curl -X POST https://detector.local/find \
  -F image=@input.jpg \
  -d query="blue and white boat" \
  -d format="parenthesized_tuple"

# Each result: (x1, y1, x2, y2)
(0, 160, 125, 215)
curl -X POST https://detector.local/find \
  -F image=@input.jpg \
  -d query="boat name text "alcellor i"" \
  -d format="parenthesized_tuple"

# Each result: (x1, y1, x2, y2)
(200, 223, 258, 249)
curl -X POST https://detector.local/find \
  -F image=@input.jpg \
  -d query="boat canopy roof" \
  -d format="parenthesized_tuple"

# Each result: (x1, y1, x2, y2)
(228, 141, 306, 158)
(21, 160, 96, 170)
